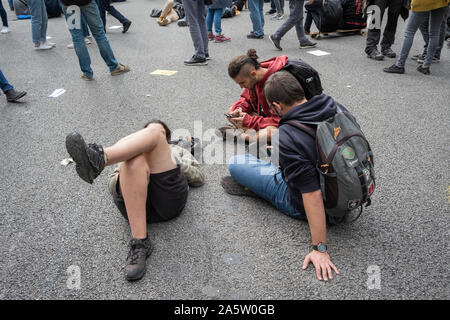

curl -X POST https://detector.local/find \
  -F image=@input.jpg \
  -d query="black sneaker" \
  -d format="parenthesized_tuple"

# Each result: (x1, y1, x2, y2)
(177, 19, 188, 27)
(65, 132, 106, 184)
(5, 89, 26, 102)
(417, 56, 439, 64)
(411, 53, 426, 61)
(299, 39, 317, 49)
(184, 55, 208, 66)
(265, 9, 276, 15)
(367, 49, 384, 61)
(247, 33, 264, 39)
(383, 64, 405, 74)
(122, 21, 132, 33)
(125, 237, 153, 281)
(269, 35, 282, 50)
(416, 64, 430, 75)
(381, 48, 396, 58)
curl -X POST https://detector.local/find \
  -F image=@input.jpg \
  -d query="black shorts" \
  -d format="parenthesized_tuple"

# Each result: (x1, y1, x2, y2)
(112, 165, 189, 223)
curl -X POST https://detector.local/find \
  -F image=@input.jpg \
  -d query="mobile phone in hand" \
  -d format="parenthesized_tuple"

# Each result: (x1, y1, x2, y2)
(224, 113, 233, 118)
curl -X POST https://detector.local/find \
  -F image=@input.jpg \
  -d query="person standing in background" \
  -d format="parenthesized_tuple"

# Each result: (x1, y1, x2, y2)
(1, 0, 10, 33)
(22, 0, 56, 49)
(183, 0, 210, 65)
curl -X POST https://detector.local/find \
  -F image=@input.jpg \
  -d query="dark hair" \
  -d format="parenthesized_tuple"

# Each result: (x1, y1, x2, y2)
(143, 119, 171, 142)
(264, 71, 305, 106)
(228, 49, 261, 78)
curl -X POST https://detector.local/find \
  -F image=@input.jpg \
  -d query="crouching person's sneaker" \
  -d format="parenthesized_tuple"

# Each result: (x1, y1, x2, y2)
(65, 132, 106, 184)
(125, 237, 153, 281)
(111, 63, 131, 76)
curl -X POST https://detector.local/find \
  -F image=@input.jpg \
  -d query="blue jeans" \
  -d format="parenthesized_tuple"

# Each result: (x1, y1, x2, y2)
(22, 0, 48, 44)
(418, 8, 448, 59)
(0, 0, 8, 27)
(61, 0, 118, 77)
(228, 154, 306, 220)
(273, 0, 307, 42)
(304, 9, 320, 32)
(206, 8, 224, 35)
(0, 69, 13, 93)
(184, 0, 209, 59)
(396, 6, 449, 68)
(248, 0, 264, 37)
(8, 0, 12, 9)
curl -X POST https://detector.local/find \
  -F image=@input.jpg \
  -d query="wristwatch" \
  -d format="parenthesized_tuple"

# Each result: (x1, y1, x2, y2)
(312, 243, 327, 253)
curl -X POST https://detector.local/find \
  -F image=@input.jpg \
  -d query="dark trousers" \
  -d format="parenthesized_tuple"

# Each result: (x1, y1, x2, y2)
(96, 0, 129, 28)
(0, 0, 8, 27)
(365, 0, 402, 54)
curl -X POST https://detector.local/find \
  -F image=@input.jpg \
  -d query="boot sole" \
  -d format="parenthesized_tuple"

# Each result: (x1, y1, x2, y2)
(65, 133, 94, 184)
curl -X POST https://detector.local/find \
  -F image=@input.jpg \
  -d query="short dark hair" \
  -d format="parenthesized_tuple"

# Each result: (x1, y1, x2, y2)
(144, 119, 171, 142)
(264, 71, 305, 106)
(228, 49, 260, 78)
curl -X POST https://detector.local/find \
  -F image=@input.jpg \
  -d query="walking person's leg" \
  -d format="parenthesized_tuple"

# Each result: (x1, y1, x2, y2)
(214, 8, 223, 35)
(421, 6, 448, 68)
(81, 1, 129, 74)
(7, 0, 13, 10)
(432, 10, 448, 60)
(23, 0, 44, 47)
(61, 3, 94, 78)
(418, 15, 430, 58)
(0, 69, 26, 101)
(206, 8, 214, 36)
(383, 10, 427, 73)
(273, 0, 299, 40)
(39, 0, 48, 43)
(102, 0, 131, 32)
(294, 0, 316, 48)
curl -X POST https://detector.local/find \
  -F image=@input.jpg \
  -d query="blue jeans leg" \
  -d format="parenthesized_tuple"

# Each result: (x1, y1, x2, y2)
(81, 1, 118, 72)
(0, 0, 8, 28)
(206, 8, 214, 33)
(213, 8, 223, 35)
(228, 154, 306, 219)
(248, 0, 264, 37)
(0, 69, 14, 93)
(23, 0, 48, 44)
(81, 14, 90, 37)
(7, 0, 13, 9)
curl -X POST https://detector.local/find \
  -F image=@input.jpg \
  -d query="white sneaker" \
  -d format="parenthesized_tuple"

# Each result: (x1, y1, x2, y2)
(44, 40, 56, 48)
(1, 27, 9, 34)
(67, 38, 91, 49)
(34, 43, 53, 50)
(67, 43, 74, 49)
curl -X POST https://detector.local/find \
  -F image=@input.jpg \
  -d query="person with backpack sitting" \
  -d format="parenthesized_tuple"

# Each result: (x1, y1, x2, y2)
(224, 71, 373, 281)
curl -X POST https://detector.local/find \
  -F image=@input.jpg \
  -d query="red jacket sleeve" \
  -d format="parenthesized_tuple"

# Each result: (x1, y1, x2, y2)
(242, 113, 280, 130)
(231, 89, 254, 114)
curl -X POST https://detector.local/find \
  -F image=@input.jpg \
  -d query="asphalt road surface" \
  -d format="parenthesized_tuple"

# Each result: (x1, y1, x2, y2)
(0, 0, 449, 300)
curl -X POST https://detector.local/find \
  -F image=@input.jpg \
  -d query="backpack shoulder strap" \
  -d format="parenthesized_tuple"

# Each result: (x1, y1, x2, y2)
(285, 120, 317, 139)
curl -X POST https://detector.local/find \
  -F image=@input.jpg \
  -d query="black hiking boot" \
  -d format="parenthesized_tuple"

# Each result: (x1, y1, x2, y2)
(125, 237, 153, 281)
(367, 49, 384, 61)
(65, 132, 106, 184)
(381, 48, 396, 58)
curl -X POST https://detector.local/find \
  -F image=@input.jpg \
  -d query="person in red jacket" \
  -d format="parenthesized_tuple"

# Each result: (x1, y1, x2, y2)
(217, 49, 288, 143)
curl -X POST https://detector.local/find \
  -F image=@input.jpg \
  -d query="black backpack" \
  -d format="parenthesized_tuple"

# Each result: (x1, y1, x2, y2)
(281, 59, 323, 100)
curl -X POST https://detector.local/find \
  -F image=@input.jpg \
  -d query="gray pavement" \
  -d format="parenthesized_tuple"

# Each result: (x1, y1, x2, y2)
(0, 0, 449, 300)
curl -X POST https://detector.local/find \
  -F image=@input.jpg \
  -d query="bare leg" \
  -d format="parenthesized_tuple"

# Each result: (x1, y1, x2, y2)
(104, 123, 175, 171)
(166, 10, 179, 23)
(160, 0, 174, 19)
(119, 154, 150, 239)
(114, 123, 176, 239)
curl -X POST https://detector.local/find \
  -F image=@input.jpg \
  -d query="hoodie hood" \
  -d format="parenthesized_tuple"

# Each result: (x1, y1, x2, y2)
(258, 55, 289, 86)
(279, 94, 338, 126)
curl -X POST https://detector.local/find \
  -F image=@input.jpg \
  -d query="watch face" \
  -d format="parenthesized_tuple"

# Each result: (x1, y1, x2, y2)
(317, 243, 327, 252)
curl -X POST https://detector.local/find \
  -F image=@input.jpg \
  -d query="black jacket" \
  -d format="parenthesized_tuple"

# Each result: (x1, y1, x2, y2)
(275, 94, 344, 212)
